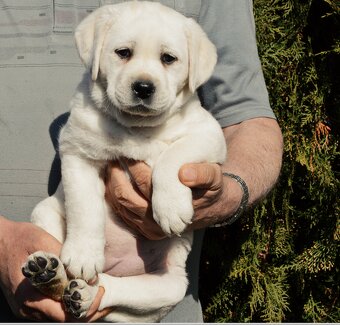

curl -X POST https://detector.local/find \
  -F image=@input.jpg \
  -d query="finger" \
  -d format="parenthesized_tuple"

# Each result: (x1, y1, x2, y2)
(19, 306, 50, 321)
(24, 297, 66, 322)
(85, 287, 114, 322)
(119, 208, 166, 240)
(105, 162, 164, 239)
(105, 167, 162, 239)
(87, 307, 113, 322)
(15, 278, 66, 322)
(106, 160, 126, 185)
(106, 161, 149, 215)
(179, 163, 222, 190)
(122, 159, 152, 200)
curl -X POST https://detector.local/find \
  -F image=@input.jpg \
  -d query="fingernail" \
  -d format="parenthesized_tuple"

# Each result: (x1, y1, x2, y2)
(181, 167, 197, 182)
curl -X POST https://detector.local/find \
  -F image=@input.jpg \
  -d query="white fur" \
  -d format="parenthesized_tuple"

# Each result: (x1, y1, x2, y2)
(31, 1, 226, 322)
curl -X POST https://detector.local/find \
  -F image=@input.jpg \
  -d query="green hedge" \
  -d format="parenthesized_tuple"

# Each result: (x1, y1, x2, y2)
(200, 0, 339, 322)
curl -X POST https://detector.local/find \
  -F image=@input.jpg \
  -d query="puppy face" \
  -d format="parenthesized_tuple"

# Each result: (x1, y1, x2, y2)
(101, 12, 189, 124)
(75, 2, 217, 127)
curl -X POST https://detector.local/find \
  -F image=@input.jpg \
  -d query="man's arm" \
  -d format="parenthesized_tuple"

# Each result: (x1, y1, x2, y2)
(0, 216, 110, 321)
(105, 117, 283, 238)
(222, 118, 283, 206)
(181, 117, 283, 229)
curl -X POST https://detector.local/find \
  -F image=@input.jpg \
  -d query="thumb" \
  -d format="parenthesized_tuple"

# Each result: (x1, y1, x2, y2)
(178, 163, 222, 190)
(85, 287, 114, 322)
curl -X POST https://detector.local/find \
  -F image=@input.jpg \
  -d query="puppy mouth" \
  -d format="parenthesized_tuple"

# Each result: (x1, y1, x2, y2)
(118, 104, 161, 117)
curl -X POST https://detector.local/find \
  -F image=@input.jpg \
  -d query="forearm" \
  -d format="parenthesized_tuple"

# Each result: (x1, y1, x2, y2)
(0, 215, 12, 241)
(221, 117, 283, 216)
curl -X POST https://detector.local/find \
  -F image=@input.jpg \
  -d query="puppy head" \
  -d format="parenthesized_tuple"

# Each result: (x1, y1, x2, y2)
(75, 2, 217, 127)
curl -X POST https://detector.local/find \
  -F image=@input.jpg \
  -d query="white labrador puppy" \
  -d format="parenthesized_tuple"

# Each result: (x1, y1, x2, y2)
(22, 1, 226, 322)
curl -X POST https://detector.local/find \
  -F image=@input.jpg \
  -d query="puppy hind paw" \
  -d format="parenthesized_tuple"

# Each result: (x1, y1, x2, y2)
(63, 279, 98, 319)
(22, 251, 61, 284)
(22, 251, 67, 300)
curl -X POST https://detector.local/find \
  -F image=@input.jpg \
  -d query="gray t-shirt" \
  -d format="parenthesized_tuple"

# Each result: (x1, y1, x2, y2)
(0, 0, 275, 322)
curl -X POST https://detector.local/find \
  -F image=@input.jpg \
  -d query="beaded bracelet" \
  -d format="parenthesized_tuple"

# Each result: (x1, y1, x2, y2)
(210, 172, 249, 227)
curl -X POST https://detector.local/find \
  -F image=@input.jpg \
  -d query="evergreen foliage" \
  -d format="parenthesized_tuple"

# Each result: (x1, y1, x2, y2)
(200, 0, 340, 322)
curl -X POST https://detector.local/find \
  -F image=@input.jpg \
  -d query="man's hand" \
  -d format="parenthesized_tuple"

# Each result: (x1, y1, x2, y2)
(178, 162, 241, 229)
(105, 160, 166, 240)
(105, 159, 242, 240)
(0, 216, 110, 322)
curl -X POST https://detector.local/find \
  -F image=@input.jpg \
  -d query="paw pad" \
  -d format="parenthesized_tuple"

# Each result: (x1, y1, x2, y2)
(22, 253, 59, 284)
(63, 279, 98, 319)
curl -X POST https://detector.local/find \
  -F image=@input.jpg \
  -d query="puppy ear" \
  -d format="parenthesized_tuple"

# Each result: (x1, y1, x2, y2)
(185, 19, 217, 92)
(75, 6, 117, 81)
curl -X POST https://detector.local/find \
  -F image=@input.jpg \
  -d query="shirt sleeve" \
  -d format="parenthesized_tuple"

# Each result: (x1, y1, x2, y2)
(197, 0, 276, 127)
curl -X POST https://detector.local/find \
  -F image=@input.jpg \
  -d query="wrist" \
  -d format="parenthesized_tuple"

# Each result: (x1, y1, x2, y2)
(223, 175, 243, 215)
(210, 172, 249, 227)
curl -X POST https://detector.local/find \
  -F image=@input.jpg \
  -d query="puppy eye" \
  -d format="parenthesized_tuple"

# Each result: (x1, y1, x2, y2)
(161, 53, 177, 65)
(115, 48, 132, 59)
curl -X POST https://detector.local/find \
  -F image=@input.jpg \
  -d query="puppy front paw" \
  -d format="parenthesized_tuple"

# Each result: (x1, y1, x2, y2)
(22, 251, 67, 300)
(152, 184, 193, 236)
(61, 239, 105, 282)
(63, 279, 98, 319)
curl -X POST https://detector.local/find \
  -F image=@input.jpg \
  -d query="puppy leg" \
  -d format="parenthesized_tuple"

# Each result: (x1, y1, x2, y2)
(59, 272, 184, 322)
(151, 136, 199, 235)
(31, 183, 66, 243)
(22, 251, 68, 301)
(60, 154, 106, 282)
(152, 134, 225, 235)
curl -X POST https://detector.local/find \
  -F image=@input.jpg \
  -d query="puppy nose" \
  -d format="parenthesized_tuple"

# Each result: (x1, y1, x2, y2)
(132, 81, 155, 100)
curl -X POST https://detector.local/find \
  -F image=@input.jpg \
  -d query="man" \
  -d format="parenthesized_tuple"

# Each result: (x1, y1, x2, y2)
(0, 0, 283, 321)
